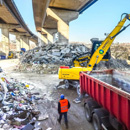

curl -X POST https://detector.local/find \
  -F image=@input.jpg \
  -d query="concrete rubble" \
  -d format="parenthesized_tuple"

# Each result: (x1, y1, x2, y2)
(0, 70, 44, 130)
(20, 43, 90, 65)
(96, 57, 130, 70)
(16, 43, 90, 73)
(17, 43, 130, 74)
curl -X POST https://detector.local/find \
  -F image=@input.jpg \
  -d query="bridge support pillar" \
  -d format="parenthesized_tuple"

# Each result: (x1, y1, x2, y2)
(1, 28, 9, 56)
(38, 32, 48, 46)
(47, 8, 79, 44)
(16, 35, 21, 52)
(38, 32, 44, 46)
(42, 28, 57, 44)
(20, 36, 29, 50)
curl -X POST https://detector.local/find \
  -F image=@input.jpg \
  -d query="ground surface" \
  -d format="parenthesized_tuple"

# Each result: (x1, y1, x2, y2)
(0, 59, 94, 130)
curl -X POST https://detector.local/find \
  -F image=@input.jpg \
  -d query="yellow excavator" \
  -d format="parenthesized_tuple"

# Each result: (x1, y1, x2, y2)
(58, 13, 130, 94)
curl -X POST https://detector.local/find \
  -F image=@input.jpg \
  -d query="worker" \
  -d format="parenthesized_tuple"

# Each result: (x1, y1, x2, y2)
(57, 94, 70, 129)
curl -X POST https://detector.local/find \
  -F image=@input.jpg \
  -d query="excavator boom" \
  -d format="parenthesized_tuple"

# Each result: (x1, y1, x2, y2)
(87, 13, 130, 69)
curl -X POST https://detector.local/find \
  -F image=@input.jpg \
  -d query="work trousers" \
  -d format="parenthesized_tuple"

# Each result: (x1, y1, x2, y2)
(59, 112, 68, 123)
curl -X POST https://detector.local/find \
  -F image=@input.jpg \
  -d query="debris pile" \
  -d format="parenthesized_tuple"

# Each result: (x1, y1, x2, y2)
(21, 43, 90, 65)
(0, 71, 44, 130)
(16, 64, 60, 74)
(16, 43, 90, 73)
(111, 43, 130, 60)
(17, 43, 130, 74)
(96, 58, 130, 70)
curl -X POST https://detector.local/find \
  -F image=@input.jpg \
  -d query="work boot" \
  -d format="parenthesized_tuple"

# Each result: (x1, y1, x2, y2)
(57, 119, 61, 124)
(65, 122, 68, 129)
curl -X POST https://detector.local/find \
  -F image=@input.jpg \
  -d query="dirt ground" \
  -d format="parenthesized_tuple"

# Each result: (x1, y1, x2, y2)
(0, 59, 94, 130)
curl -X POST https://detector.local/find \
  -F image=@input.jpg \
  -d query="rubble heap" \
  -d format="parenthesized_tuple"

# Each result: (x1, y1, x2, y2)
(0, 71, 44, 130)
(21, 43, 90, 65)
(17, 43, 130, 74)
(96, 58, 130, 70)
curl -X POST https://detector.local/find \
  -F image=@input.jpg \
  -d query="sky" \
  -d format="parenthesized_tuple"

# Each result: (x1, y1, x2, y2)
(1, 0, 130, 44)
(69, 0, 130, 43)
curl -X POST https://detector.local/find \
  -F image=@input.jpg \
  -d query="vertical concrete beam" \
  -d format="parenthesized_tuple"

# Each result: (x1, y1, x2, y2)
(42, 34, 48, 44)
(47, 8, 79, 44)
(42, 28, 57, 44)
(1, 28, 9, 56)
(38, 32, 48, 46)
(16, 35, 21, 52)
(38, 32, 45, 46)
(20, 36, 29, 50)
(29, 41, 36, 49)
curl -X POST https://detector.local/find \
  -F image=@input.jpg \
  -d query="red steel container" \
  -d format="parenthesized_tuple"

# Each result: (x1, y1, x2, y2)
(80, 69, 130, 130)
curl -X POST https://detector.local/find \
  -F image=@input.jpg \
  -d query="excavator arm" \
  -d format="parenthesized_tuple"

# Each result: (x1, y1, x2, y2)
(87, 13, 130, 69)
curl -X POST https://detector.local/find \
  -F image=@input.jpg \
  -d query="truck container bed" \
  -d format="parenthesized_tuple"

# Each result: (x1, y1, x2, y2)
(80, 69, 130, 130)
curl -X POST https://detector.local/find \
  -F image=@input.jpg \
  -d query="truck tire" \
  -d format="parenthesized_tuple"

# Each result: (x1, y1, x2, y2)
(76, 83, 80, 96)
(64, 80, 69, 89)
(84, 103, 92, 122)
(92, 113, 102, 130)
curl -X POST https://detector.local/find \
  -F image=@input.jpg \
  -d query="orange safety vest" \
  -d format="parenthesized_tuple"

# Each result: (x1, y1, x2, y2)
(59, 99, 68, 113)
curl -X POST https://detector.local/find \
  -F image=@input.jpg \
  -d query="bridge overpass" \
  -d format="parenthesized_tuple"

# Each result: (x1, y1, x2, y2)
(0, 0, 38, 56)
(33, 0, 98, 45)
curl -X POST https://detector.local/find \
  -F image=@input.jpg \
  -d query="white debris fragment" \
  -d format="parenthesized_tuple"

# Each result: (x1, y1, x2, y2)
(38, 113, 49, 121)
(73, 98, 81, 104)
(46, 128, 52, 130)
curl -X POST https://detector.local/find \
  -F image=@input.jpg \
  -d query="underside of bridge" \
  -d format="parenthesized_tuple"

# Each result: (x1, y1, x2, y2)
(33, 0, 97, 45)
(0, 0, 38, 55)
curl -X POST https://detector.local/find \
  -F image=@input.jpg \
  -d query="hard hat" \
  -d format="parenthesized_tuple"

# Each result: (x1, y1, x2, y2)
(60, 94, 64, 99)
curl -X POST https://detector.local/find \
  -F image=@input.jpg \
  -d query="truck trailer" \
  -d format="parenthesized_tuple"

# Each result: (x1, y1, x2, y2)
(80, 69, 130, 130)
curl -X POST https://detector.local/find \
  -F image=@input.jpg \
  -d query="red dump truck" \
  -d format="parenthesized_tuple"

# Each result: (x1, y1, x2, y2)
(80, 69, 130, 130)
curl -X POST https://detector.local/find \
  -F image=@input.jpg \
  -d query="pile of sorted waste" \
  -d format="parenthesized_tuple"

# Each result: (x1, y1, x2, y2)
(96, 57, 130, 70)
(20, 43, 90, 65)
(0, 71, 44, 130)
(17, 43, 130, 74)
(16, 64, 60, 74)
(16, 43, 90, 74)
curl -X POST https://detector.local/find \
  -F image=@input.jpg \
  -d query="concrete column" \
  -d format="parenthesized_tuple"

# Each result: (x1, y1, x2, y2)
(1, 28, 9, 56)
(16, 35, 21, 51)
(20, 36, 29, 50)
(38, 32, 44, 46)
(41, 34, 48, 44)
(47, 8, 79, 44)
(29, 41, 36, 49)
(42, 28, 57, 44)
(38, 32, 48, 46)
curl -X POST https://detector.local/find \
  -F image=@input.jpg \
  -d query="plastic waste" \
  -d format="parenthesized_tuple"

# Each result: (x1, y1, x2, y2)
(22, 123, 35, 130)
(25, 85, 29, 88)
(11, 92, 15, 96)
(46, 128, 52, 130)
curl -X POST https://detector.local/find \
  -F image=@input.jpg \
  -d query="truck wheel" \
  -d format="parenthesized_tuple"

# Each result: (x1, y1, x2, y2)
(84, 103, 92, 122)
(76, 84, 81, 96)
(64, 80, 69, 89)
(92, 113, 102, 130)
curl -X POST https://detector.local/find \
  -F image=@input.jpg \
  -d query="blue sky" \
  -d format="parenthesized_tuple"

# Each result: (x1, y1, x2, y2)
(1, 0, 130, 43)
(70, 0, 130, 43)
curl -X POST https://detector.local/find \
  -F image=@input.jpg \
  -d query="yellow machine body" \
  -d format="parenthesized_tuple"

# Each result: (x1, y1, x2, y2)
(58, 67, 92, 80)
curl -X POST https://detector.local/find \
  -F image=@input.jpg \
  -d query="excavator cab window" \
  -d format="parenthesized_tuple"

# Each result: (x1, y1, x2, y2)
(91, 38, 111, 60)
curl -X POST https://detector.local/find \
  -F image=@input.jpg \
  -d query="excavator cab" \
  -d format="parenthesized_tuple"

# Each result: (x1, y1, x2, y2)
(91, 38, 111, 61)
(72, 38, 111, 67)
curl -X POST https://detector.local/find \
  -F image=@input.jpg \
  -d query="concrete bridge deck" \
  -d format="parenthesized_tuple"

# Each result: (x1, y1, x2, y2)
(33, 0, 98, 45)
(0, 0, 38, 55)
